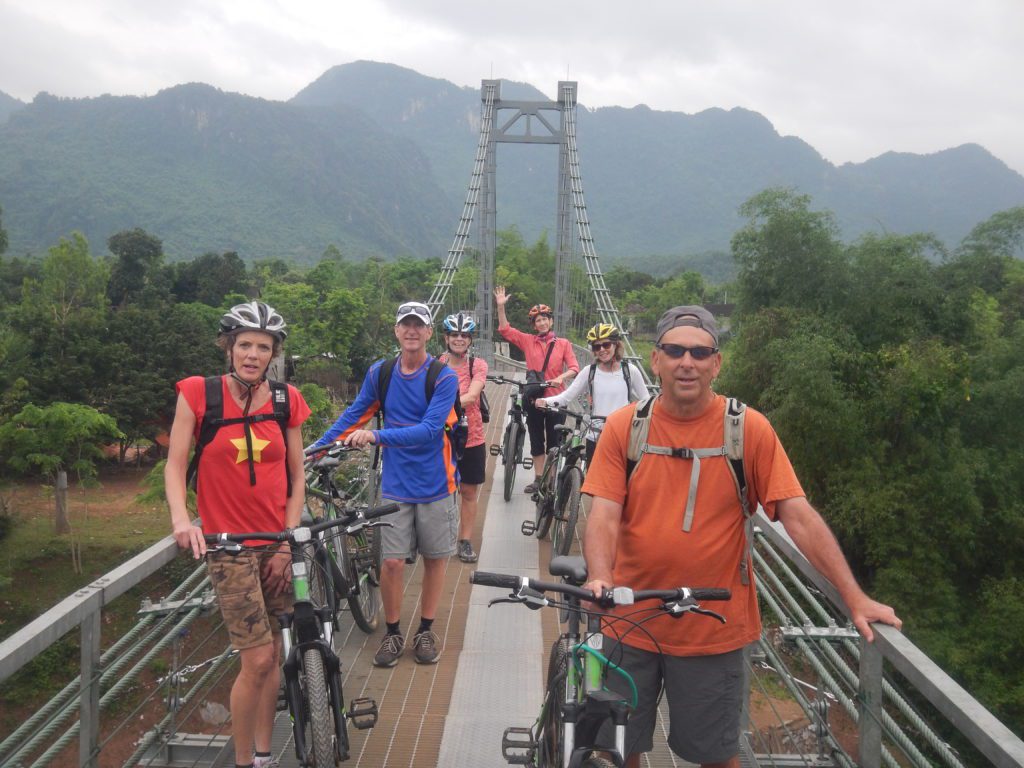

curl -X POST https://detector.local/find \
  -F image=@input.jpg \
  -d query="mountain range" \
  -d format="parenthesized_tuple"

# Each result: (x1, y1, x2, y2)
(1, 60, 1022, 272)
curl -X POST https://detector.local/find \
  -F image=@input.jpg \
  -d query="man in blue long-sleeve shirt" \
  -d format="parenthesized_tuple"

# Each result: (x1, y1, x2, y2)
(312, 301, 459, 666)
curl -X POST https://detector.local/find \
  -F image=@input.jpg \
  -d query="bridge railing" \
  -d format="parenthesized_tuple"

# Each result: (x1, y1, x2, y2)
(756, 513, 1024, 768)
(0, 534, 182, 767)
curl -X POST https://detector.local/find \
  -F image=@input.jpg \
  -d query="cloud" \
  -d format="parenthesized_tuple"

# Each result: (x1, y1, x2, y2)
(0, 0, 1021, 173)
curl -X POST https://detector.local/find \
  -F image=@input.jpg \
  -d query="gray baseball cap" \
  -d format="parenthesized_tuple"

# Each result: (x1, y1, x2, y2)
(655, 305, 719, 346)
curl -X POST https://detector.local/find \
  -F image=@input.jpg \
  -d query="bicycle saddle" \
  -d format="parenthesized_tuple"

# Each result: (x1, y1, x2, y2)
(549, 555, 588, 585)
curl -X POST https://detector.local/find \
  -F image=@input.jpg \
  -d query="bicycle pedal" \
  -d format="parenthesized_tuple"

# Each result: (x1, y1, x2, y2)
(490, 444, 501, 456)
(521, 520, 537, 536)
(347, 696, 378, 729)
(523, 458, 533, 469)
(276, 686, 288, 712)
(501, 726, 536, 765)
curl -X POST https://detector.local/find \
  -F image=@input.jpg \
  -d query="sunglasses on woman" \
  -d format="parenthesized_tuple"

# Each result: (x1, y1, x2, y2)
(447, 331, 473, 339)
(656, 343, 718, 360)
(591, 341, 615, 351)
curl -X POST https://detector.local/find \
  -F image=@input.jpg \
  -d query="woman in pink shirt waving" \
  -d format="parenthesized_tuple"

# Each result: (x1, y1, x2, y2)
(494, 286, 579, 493)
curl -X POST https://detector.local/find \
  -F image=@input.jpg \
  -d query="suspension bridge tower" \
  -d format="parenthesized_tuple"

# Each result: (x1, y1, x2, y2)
(428, 80, 643, 378)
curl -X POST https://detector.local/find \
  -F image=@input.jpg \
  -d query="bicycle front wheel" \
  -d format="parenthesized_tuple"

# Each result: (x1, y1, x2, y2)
(503, 420, 522, 501)
(533, 449, 559, 540)
(551, 466, 583, 556)
(344, 527, 382, 633)
(301, 648, 337, 767)
(538, 636, 571, 767)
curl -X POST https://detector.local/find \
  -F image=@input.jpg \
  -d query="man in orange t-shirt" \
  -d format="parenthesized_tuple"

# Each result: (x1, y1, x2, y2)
(582, 305, 902, 768)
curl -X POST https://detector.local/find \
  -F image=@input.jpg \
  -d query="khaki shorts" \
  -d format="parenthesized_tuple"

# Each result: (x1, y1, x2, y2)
(380, 494, 458, 560)
(597, 639, 746, 764)
(207, 549, 293, 650)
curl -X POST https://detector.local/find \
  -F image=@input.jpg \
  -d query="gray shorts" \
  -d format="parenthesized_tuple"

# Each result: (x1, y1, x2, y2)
(597, 639, 746, 764)
(380, 494, 458, 560)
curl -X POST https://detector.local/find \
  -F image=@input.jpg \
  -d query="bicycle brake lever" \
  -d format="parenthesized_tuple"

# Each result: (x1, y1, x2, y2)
(487, 597, 524, 608)
(692, 607, 727, 624)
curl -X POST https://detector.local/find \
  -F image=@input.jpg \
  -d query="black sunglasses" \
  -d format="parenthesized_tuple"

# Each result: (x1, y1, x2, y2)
(447, 331, 473, 339)
(656, 343, 718, 360)
(398, 303, 431, 318)
(591, 341, 615, 351)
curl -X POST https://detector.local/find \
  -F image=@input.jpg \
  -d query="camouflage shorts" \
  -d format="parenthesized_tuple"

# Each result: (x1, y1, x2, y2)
(206, 549, 293, 650)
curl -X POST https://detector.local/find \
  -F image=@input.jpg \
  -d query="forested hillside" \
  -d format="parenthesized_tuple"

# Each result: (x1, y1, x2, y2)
(1, 62, 1022, 264)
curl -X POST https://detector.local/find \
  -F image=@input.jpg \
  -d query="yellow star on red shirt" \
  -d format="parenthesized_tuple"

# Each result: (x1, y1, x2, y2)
(230, 436, 271, 464)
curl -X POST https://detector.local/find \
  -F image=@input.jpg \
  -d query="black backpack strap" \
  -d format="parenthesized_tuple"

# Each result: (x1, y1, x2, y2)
(541, 341, 556, 376)
(269, 380, 292, 497)
(376, 356, 400, 418)
(622, 361, 632, 394)
(588, 364, 597, 398)
(427, 357, 463, 420)
(185, 376, 224, 489)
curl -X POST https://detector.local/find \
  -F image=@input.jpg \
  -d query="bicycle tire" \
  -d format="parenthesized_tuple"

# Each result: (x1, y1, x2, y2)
(503, 420, 522, 501)
(344, 527, 382, 633)
(552, 466, 583, 556)
(534, 448, 559, 539)
(302, 647, 337, 767)
(538, 636, 571, 767)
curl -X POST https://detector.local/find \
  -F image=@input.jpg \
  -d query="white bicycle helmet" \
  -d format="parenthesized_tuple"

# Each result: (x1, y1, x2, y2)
(220, 301, 288, 341)
(443, 312, 478, 334)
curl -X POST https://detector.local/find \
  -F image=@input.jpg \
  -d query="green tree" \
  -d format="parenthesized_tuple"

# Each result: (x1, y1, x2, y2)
(0, 402, 122, 482)
(106, 228, 165, 307)
(0, 204, 7, 255)
(172, 251, 249, 306)
(731, 188, 848, 318)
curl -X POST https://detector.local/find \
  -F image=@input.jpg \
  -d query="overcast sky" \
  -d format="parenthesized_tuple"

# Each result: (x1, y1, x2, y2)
(1, 0, 1022, 175)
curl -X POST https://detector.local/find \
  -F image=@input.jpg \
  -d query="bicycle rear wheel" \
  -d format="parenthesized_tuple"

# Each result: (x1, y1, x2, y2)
(301, 647, 337, 767)
(551, 466, 583, 556)
(538, 636, 571, 767)
(343, 527, 382, 633)
(503, 420, 522, 501)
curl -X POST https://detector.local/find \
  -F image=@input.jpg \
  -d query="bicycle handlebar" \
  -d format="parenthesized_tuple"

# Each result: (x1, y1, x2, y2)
(485, 374, 527, 388)
(469, 571, 730, 607)
(204, 502, 400, 547)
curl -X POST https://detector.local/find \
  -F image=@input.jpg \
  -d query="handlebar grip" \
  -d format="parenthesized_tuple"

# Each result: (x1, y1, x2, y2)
(366, 502, 400, 520)
(691, 588, 731, 601)
(470, 571, 523, 590)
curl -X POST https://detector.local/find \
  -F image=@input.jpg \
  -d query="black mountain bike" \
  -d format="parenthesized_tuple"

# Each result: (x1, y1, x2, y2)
(305, 443, 384, 632)
(204, 503, 396, 766)
(471, 555, 730, 768)
(488, 374, 533, 501)
(523, 405, 588, 556)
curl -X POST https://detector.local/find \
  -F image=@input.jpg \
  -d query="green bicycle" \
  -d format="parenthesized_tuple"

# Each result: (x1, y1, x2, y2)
(471, 555, 730, 768)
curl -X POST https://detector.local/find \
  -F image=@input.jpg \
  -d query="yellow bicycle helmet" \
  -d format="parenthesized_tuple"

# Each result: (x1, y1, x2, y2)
(586, 322, 621, 344)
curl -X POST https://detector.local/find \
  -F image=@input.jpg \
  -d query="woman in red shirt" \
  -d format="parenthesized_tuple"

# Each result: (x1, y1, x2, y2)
(494, 285, 580, 493)
(165, 301, 310, 768)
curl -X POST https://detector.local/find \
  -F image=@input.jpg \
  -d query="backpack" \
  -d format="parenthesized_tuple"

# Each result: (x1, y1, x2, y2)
(185, 376, 292, 495)
(587, 361, 634, 407)
(377, 356, 466, 460)
(469, 355, 490, 423)
(625, 396, 754, 585)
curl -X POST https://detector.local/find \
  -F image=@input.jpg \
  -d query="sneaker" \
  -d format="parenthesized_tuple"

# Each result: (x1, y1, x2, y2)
(457, 540, 478, 563)
(524, 481, 539, 494)
(373, 633, 406, 667)
(412, 630, 441, 664)
(253, 757, 280, 768)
